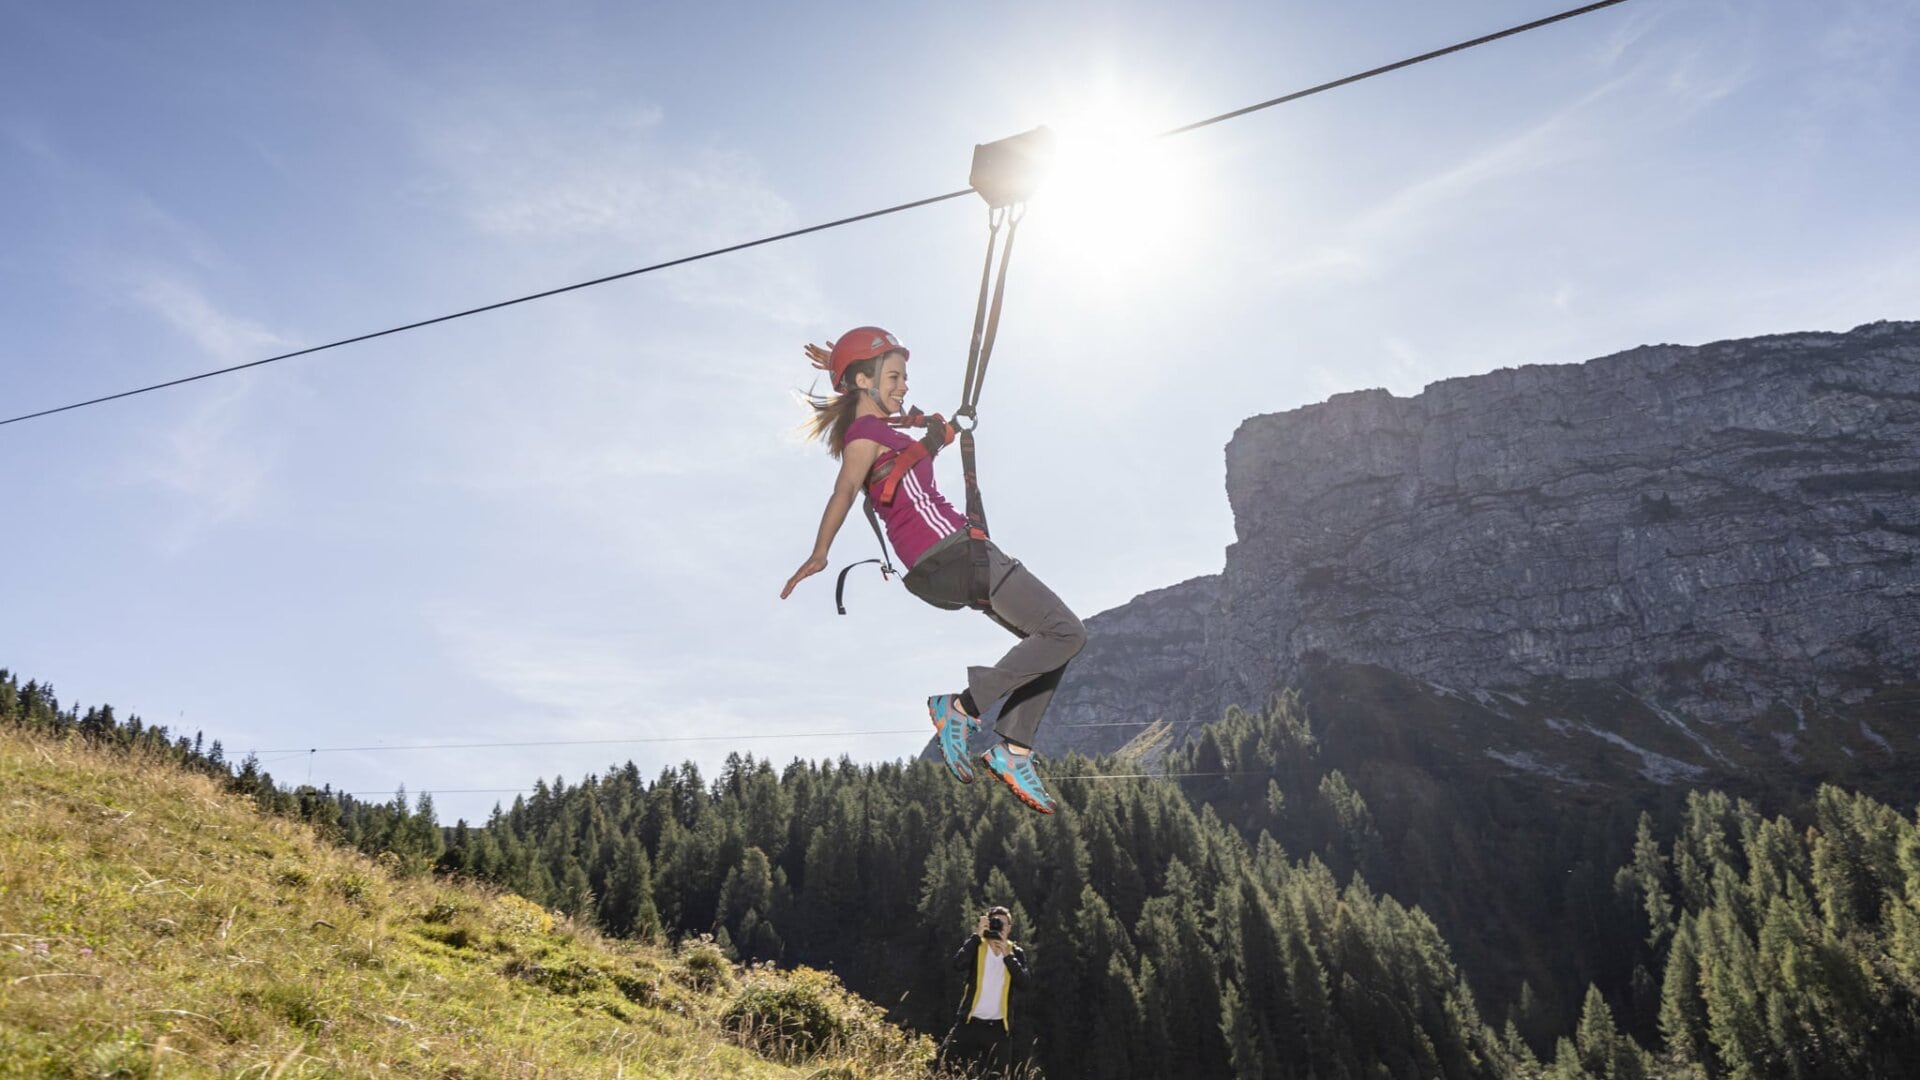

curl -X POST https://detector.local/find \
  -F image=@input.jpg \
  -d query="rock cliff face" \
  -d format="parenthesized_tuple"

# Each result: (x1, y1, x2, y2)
(1027, 574, 1219, 754)
(1023, 321, 1920, 765)
(990, 320, 1920, 1023)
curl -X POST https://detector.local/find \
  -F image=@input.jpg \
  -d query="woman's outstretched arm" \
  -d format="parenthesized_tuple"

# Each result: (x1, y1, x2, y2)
(781, 438, 881, 599)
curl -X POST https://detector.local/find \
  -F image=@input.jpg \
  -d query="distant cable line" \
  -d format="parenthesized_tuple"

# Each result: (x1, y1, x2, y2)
(253, 728, 926, 756)
(2, 0, 1632, 429)
(341, 768, 1273, 799)
(247, 719, 1163, 757)
(348, 788, 530, 797)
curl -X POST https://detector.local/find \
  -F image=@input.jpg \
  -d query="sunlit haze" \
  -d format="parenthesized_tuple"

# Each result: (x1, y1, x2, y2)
(3, 0, 1916, 823)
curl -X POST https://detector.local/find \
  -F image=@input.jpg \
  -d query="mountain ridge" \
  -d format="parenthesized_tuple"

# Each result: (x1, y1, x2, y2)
(1008, 319, 1920, 770)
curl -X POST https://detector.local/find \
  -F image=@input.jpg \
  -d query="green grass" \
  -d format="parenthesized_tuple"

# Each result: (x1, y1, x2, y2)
(0, 729, 941, 1078)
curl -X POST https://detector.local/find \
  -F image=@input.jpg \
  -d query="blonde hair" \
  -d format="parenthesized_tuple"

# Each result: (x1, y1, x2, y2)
(801, 355, 878, 459)
(801, 340, 912, 458)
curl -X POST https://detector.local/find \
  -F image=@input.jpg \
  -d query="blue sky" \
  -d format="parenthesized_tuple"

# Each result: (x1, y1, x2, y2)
(3, 0, 1915, 823)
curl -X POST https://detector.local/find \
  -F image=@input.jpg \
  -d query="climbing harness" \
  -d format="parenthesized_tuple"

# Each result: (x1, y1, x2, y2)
(837, 127, 1053, 615)
(833, 502, 897, 615)
(833, 405, 955, 614)
(831, 404, 962, 613)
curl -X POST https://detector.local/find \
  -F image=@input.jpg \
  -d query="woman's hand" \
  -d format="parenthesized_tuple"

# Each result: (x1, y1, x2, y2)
(976, 914, 990, 937)
(786, 431, 880, 601)
(781, 555, 829, 599)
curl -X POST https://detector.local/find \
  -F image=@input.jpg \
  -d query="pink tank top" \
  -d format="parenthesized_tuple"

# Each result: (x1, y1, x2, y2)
(845, 415, 967, 569)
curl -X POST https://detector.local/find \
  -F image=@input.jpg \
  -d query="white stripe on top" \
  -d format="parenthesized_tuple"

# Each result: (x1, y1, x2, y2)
(902, 470, 959, 535)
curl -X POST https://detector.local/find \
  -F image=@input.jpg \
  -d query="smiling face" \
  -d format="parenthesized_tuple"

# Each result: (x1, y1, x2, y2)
(855, 351, 909, 415)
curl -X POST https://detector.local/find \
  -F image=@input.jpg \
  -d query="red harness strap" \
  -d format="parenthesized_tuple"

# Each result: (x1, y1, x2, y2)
(837, 410, 961, 615)
(866, 411, 956, 506)
(869, 442, 928, 504)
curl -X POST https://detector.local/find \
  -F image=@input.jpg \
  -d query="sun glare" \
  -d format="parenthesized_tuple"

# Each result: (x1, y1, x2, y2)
(1024, 101, 1204, 285)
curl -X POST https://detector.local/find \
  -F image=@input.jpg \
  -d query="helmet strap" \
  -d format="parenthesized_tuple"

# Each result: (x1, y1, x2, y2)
(859, 354, 900, 416)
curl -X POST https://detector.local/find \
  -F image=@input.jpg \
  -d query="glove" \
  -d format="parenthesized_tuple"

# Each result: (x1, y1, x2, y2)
(921, 413, 957, 448)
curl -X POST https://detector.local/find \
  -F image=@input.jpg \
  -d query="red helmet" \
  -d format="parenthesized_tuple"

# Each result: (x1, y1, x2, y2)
(825, 326, 908, 390)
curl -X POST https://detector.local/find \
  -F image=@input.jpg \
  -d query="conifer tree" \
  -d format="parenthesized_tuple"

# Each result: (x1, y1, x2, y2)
(1134, 859, 1230, 1077)
(715, 846, 778, 960)
(1809, 785, 1903, 935)
(1697, 902, 1769, 1075)
(1615, 813, 1675, 952)
(556, 861, 594, 920)
(599, 835, 658, 940)
(917, 831, 978, 949)
(1573, 984, 1648, 1080)
(1046, 887, 1140, 1080)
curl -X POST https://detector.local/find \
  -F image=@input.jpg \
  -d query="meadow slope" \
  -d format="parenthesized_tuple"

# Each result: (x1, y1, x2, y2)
(0, 728, 937, 1079)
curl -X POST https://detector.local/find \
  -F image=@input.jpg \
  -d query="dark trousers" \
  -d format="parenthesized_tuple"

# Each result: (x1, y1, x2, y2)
(904, 536, 1086, 748)
(941, 1016, 1013, 1078)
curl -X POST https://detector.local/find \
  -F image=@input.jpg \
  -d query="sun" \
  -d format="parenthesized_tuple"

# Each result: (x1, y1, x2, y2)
(1021, 98, 1206, 285)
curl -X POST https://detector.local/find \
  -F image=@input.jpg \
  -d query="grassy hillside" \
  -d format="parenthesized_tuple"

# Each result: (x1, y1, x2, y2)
(0, 728, 936, 1079)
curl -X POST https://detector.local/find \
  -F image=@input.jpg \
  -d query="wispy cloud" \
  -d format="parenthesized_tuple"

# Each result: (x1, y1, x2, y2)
(1793, 0, 1915, 144)
(393, 88, 831, 518)
(1347, 76, 1625, 248)
(4, 99, 299, 547)
(426, 601, 832, 742)
(1595, 0, 1762, 114)
(1263, 246, 1370, 288)
(1, 116, 62, 168)
(403, 309, 794, 528)
(430, 608, 671, 734)
(129, 272, 287, 363)
(1593, 3, 1670, 69)
(119, 269, 292, 546)
(413, 98, 824, 324)
(1266, 8, 1769, 297)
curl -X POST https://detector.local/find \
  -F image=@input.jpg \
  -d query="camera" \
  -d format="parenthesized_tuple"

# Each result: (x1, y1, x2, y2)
(985, 915, 1005, 938)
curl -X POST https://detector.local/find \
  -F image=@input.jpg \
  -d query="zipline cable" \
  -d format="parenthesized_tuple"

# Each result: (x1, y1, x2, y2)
(0, 191, 972, 428)
(1158, 0, 1631, 138)
(1, 0, 1633, 430)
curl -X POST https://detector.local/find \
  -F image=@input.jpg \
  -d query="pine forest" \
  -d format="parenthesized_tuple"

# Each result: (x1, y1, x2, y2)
(9, 669, 1920, 1078)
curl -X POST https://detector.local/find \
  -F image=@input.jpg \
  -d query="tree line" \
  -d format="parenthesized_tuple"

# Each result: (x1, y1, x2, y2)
(0, 670, 445, 871)
(11, 668, 1920, 1076)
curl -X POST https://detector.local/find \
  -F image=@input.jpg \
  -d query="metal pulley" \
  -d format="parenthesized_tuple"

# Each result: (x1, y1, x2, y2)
(968, 126, 1055, 209)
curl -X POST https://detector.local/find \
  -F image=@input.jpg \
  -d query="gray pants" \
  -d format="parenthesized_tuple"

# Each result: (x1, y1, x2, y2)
(904, 535, 1086, 748)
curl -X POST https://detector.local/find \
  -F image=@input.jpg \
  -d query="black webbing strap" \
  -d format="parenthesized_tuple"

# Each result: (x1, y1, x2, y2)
(957, 210, 1006, 421)
(834, 497, 896, 615)
(839, 202, 1024, 616)
(961, 448, 992, 611)
(954, 204, 1025, 611)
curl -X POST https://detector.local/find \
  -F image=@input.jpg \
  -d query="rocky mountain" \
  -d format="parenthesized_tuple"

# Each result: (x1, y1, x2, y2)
(929, 319, 1920, 1029)
(994, 320, 1920, 787)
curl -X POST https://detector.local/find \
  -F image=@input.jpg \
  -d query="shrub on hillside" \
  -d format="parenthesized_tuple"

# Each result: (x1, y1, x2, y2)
(722, 971, 844, 1058)
(675, 934, 733, 992)
(489, 893, 554, 938)
(722, 965, 936, 1069)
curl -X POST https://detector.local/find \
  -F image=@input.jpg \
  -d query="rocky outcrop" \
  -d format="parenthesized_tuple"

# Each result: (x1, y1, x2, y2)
(1212, 320, 1920, 727)
(1012, 321, 1920, 764)
(934, 574, 1220, 763)
(1028, 574, 1220, 759)
(980, 320, 1920, 1027)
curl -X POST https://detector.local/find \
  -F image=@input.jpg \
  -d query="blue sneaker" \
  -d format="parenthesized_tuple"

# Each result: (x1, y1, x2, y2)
(979, 744, 1056, 814)
(928, 694, 980, 784)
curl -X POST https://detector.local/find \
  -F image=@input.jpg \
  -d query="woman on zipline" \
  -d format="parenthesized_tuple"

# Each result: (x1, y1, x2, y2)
(780, 326, 1084, 814)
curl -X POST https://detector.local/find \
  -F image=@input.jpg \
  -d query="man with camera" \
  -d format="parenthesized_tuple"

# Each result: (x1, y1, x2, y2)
(940, 905, 1030, 1077)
